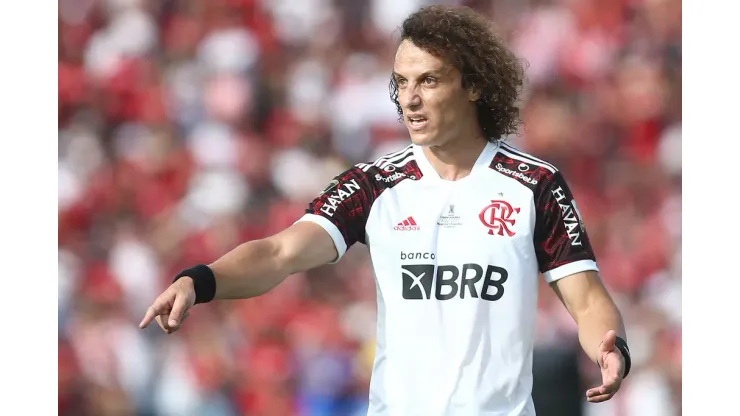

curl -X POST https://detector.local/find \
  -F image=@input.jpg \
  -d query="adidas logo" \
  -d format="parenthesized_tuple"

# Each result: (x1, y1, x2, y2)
(394, 216, 420, 231)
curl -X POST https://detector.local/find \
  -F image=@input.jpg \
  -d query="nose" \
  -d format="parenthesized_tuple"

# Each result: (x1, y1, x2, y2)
(400, 85, 422, 113)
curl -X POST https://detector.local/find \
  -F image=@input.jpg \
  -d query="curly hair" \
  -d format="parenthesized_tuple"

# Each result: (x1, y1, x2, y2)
(389, 5, 525, 142)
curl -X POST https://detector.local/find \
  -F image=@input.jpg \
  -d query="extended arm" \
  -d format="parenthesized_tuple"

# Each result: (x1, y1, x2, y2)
(208, 221, 338, 299)
(139, 221, 338, 331)
(140, 166, 373, 333)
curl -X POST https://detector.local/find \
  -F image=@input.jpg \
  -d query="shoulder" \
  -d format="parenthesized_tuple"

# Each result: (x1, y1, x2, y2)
(354, 144, 423, 187)
(488, 142, 560, 191)
(313, 144, 423, 211)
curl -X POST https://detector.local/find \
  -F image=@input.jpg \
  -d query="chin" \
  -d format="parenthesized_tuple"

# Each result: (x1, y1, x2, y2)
(407, 130, 439, 147)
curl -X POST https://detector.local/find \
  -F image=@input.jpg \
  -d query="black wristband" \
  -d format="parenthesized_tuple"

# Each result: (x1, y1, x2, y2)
(173, 264, 216, 305)
(614, 336, 631, 379)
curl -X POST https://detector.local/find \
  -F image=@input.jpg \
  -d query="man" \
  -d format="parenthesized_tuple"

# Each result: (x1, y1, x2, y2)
(140, 5, 631, 415)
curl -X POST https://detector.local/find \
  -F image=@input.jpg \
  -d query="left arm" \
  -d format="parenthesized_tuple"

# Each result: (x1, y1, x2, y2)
(550, 270, 625, 366)
(531, 168, 631, 402)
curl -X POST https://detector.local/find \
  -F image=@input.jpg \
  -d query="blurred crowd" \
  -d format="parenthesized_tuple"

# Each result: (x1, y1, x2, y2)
(58, 0, 682, 415)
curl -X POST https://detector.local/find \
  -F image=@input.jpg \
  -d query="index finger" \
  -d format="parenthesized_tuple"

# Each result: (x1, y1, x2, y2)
(140, 302, 166, 329)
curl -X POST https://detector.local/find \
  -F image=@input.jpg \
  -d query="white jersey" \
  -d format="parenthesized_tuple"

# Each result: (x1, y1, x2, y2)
(298, 141, 598, 416)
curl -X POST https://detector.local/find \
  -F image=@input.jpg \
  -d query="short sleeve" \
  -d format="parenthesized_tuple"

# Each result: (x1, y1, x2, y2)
(296, 167, 374, 263)
(534, 171, 599, 283)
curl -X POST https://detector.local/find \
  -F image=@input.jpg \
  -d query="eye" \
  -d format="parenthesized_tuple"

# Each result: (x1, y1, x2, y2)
(422, 77, 437, 85)
(396, 78, 408, 88)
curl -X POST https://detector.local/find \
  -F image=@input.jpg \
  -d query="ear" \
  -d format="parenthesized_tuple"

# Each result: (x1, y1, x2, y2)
(468, 87, 481, 102)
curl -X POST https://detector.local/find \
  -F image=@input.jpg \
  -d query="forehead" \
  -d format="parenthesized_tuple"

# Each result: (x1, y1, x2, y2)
(393, 40, 448, 75)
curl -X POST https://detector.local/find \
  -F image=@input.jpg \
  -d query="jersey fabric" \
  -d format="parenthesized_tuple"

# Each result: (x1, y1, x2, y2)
(297, 141, 598, 416)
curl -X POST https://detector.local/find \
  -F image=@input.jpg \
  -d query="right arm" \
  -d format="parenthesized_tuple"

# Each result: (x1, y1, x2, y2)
(208, 166, 372, 300)
(140, 166, 373, 332)
(208, 221, 338, 300)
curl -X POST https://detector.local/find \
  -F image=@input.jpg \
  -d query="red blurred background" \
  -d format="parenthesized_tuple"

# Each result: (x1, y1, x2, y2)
(58, 0, 681, 415)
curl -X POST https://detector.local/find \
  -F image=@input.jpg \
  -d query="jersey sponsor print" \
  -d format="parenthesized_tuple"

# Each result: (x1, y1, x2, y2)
(297, 141, 598, 415)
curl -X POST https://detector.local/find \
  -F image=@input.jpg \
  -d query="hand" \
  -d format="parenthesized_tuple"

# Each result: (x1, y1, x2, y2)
(139, 277, 196, 334)
(586, 330, 625, 403)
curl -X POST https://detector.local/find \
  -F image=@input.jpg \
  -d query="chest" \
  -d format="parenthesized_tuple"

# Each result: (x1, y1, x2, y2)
(366, 177, 536, 262)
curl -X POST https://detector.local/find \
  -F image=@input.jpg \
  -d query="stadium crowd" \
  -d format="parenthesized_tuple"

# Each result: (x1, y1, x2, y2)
(58, 0, 681, 415)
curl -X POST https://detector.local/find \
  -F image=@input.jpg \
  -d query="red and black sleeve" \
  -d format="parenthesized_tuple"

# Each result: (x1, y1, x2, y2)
(301, 167, 376, 258)
(533, 170, 598, 282)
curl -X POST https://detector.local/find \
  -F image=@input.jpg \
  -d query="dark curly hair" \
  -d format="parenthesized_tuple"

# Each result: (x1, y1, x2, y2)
(389, 5, 525, 142)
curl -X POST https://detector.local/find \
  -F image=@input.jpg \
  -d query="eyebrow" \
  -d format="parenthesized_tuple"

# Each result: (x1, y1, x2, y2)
(392, 69, 445, 79)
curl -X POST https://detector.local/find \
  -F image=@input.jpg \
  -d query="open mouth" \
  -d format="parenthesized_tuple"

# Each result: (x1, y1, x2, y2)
(408, 116, 428, 130)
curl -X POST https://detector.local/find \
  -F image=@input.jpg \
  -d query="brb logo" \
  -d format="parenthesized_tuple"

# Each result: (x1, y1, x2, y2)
(401, 264, 508, 301)
(479, 200, 520, 236)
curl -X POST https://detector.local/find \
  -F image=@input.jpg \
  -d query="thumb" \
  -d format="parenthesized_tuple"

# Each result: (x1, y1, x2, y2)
(600, 330, 617, 352)
(168, 294, 189, 328)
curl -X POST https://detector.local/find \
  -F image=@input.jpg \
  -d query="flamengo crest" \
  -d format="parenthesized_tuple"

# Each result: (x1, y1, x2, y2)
(479, 200, 520, 236)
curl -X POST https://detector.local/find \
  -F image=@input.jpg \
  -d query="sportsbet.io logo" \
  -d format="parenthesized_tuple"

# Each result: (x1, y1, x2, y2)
(401, 263, 508, 301)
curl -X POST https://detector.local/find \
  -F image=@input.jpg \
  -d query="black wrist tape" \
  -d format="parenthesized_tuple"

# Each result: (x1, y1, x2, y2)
(614, 336, 632, 379)
(173, 264, 216, 305)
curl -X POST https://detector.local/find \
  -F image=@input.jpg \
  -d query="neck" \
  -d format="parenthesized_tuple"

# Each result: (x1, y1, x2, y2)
(423, 131, 489, 181)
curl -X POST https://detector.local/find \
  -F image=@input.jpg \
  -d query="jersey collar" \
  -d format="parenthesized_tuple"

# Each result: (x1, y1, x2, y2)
(413, 140, 500, 183)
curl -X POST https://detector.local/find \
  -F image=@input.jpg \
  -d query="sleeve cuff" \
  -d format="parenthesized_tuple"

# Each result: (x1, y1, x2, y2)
(543, 259, 599, 283)
(295, 214, 348, 264)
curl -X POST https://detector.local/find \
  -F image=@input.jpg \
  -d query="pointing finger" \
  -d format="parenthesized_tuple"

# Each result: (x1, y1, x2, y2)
(140, 303, 165, 329)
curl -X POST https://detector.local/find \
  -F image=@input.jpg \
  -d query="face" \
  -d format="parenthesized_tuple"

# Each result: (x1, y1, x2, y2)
(393, 39, 480, 147)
